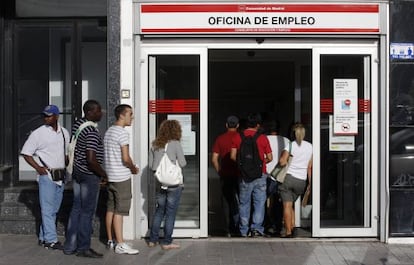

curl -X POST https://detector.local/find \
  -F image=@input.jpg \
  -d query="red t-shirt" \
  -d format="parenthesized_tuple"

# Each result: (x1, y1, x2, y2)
(231, 129, 272, 174)
(212, 131, 239, 177)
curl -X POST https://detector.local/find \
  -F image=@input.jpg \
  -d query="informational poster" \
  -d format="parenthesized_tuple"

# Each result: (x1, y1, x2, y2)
(390, 43, 414, 60)
(329, 115, 355, 151)
(333, 79, 358, 135)
(167, 114, 196, 155)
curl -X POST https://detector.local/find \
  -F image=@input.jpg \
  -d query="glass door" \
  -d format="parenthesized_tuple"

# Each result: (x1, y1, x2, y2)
(312, 46, 378, 237)
(16, 21, 107, 181)
(140, 47, 208, 238)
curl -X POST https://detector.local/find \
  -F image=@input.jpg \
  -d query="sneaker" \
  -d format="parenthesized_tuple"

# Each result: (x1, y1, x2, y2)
(106, 240, 115, 249)
(44, 241, 64, 250)
(114, 243, 139, 255)
(38, 240, 44, 246)
(250, 230, 263, 238)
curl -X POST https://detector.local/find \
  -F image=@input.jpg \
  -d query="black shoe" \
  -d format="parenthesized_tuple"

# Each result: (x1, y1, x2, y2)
(44, 241, 64, 250)
(292, 228, 298, 237)
(264, 230, 281, 238)
(76, 249, 103, 258)
(38, 240, 44, 246)
(250, 230, 263, 238)
(63, 250, 76, 255)
(89, 248, 103, 257)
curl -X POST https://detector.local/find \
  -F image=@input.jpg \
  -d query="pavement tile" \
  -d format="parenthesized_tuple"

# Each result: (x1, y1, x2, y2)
(3, 235, 414, 265)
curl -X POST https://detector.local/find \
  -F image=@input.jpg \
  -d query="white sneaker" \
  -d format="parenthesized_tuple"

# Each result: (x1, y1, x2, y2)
(106, 240, 116, 249)
(114, 243, 139, 255)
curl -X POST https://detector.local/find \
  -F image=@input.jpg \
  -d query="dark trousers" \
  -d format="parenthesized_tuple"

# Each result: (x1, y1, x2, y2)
(220, 177, 239, 234)
(264, 177, 283, 234)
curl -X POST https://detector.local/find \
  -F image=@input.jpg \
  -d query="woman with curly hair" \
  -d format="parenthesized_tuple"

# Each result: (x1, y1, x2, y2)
(278, 123, 312, 238)
(148, 120, 187, 249)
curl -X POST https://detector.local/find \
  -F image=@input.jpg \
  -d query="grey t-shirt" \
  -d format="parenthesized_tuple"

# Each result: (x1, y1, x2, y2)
(149, 140, 187, 171)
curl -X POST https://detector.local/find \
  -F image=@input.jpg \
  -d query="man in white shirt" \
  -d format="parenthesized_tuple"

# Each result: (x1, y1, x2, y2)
(104, 104, 139, 255)
(21, 105, 69, 250)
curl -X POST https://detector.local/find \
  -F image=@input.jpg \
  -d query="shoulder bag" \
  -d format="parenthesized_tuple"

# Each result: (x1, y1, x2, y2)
(270, 141, 292, 183)
(66, 121, 98, 176)
(154, 143, 183, 186)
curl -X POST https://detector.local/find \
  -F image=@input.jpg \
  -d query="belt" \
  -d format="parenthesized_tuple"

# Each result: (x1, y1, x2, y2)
(161, 184, 181, 190)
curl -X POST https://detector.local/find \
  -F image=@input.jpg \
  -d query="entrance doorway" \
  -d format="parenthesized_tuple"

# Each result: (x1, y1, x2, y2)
(208, 49, 312, 237)
(140, 42, 378, 239)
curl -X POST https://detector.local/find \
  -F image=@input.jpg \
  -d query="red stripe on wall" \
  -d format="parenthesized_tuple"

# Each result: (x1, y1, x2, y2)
(149, 99, 200, 113)
(320, 99, 371, 113)
(141, 4, 379, 13)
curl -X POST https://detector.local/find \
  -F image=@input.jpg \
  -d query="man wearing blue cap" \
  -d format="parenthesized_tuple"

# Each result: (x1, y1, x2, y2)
(21, 104, 70, 250)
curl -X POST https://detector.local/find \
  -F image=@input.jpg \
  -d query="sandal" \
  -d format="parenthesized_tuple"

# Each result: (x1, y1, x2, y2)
(147, 242, 157, 247)
(161, 243, 180, 250)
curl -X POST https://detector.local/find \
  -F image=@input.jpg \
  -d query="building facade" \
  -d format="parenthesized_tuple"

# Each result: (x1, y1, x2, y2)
(0, 0, 413, 243)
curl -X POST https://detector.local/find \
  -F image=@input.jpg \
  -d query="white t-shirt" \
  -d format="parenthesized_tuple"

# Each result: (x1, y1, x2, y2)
(286, 140, 313, 181)
(104, 125, 131, 182)
(266, 135, 290, 174)
(21, 124, 70, 183)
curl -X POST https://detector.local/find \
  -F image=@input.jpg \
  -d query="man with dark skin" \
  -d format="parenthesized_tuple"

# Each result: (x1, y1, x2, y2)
(21, 105, 70, 250)
(63, 100, 108, 258)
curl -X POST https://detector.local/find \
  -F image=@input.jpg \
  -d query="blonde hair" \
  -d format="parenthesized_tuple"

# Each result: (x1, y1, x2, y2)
(293, 123, 306, 145)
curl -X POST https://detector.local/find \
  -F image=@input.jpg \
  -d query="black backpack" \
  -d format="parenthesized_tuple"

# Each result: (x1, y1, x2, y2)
(237, 131, 262, 182)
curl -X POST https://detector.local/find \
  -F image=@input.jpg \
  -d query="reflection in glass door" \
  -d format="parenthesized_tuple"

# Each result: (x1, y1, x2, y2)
(313, 46, 378, 237)
(143, 48, 208, 238)
(16, 21, 107, 181)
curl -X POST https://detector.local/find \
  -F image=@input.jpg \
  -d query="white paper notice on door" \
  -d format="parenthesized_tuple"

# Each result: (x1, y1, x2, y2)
(333, 79, 358, 135)
(329, 115, 355, 151)
(167, 114, 196, 155)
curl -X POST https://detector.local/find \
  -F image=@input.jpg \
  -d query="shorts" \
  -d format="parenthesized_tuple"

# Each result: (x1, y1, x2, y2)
(278, 174, 306, 202)
(107, 178, 132, 216)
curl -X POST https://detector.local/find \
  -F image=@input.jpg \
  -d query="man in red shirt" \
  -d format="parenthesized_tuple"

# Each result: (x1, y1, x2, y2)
(230, 113, 272, 237)
(212, 116, 240, 237)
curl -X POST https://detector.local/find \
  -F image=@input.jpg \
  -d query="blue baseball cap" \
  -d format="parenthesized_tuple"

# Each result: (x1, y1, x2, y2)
(42, 105, 60, 116)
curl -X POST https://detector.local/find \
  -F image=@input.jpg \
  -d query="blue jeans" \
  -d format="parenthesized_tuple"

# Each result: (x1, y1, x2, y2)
(38, 175, 64, 243)
(64, 172, 100, 253)
(149, 186, 183, 245)
(238, 175, 267, 236)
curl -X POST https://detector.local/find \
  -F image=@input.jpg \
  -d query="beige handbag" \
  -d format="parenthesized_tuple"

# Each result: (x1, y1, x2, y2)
(301, 186, 312, 219)
(270, 142, 292, 183)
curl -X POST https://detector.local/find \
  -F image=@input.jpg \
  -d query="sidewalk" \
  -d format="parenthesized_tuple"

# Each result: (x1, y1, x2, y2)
(1, 234, 414, 265)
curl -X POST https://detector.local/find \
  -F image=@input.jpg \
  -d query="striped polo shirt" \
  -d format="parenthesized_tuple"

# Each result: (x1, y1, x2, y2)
(72, 118, 104, 175)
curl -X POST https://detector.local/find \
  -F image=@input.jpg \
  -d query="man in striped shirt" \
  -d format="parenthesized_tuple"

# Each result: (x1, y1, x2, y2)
(104, 104, 139, 255)
(63, 99, 107, 258)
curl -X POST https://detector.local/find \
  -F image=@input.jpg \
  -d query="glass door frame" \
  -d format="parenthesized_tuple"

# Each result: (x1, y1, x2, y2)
(138, 46, 208, 238)
(312, 45, 379, 237)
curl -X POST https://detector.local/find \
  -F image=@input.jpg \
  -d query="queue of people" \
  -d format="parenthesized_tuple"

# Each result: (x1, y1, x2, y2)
(21, 100, 185, 258)
(21, 101, 312, 259)
(212, 113, 313, 238)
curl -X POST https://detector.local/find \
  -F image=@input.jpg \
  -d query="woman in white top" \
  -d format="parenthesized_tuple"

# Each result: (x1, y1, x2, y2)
(278, 123, 312, 238)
